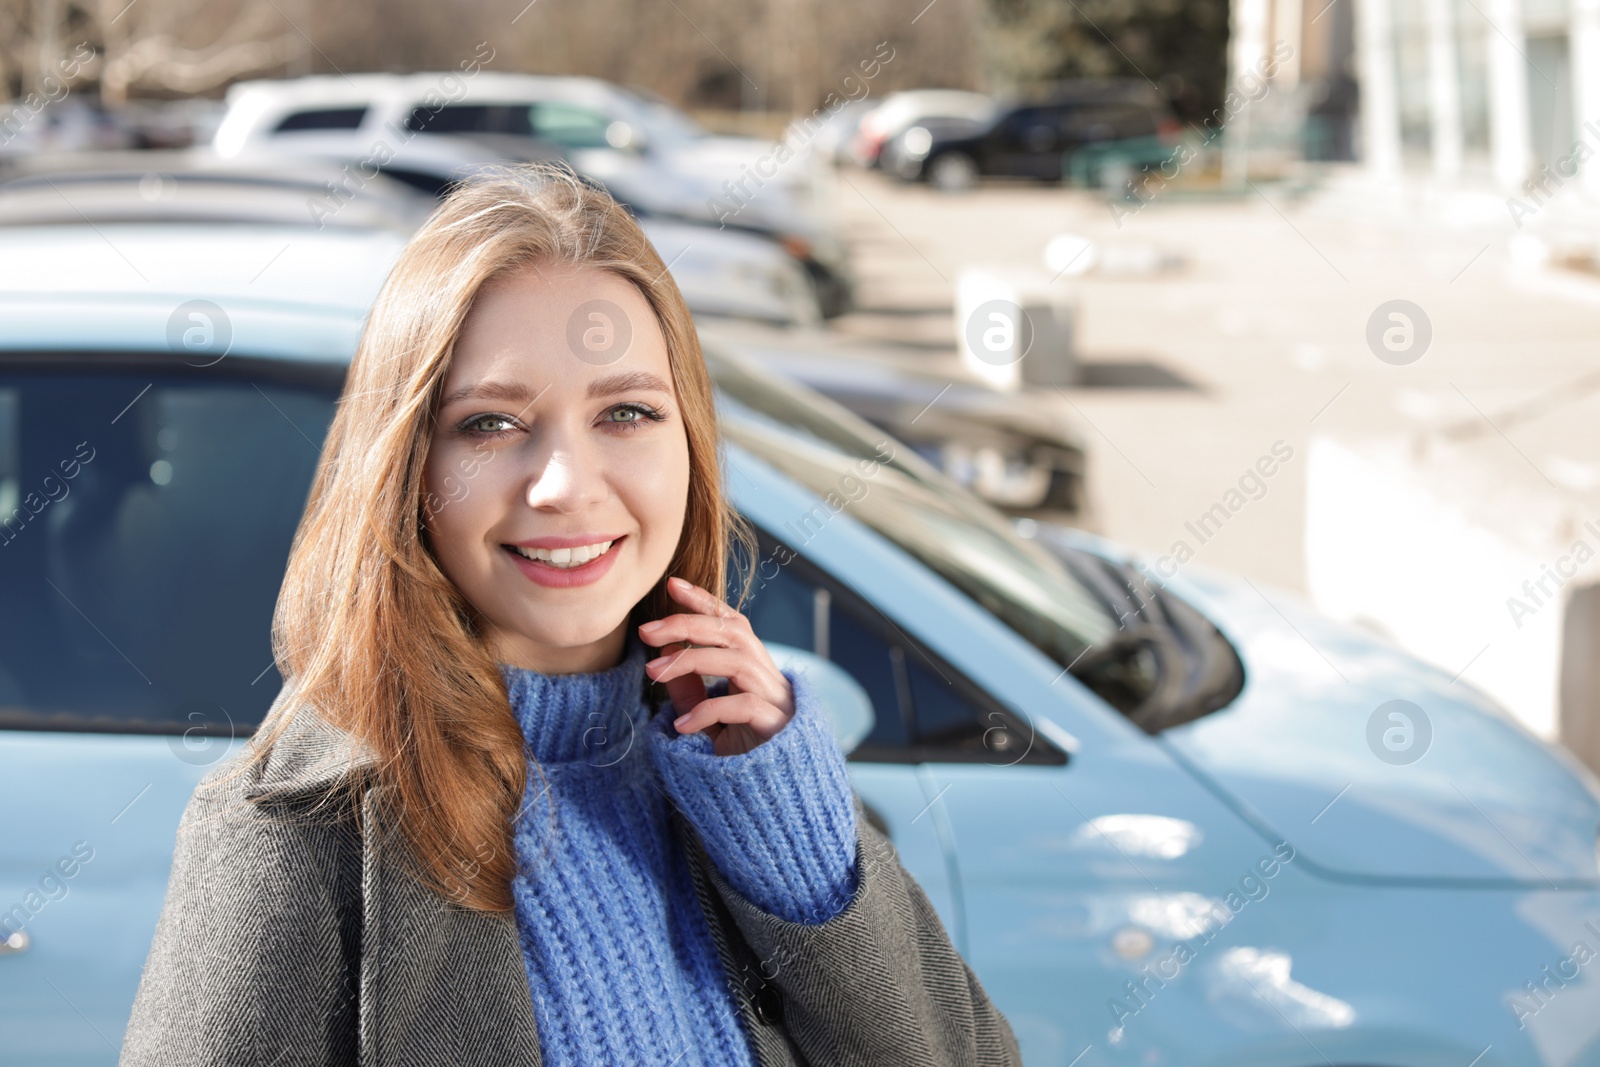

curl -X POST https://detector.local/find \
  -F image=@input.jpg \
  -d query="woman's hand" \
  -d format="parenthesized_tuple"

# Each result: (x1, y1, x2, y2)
(639, 576, 795, 757)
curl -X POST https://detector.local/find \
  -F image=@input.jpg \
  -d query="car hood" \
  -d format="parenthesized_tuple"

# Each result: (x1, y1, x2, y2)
(1065, 531, 1600, 886)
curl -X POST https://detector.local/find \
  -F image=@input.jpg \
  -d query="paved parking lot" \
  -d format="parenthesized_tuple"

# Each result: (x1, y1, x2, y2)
(819, 166, 1600, 602)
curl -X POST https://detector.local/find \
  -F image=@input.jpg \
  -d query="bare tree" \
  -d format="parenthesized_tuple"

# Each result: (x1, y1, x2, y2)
(96, 0, 290, 103)
(1, 0, 1220, 124)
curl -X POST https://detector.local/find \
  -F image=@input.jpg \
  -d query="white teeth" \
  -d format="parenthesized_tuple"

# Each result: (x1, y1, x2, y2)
(512, 540, 615, 569)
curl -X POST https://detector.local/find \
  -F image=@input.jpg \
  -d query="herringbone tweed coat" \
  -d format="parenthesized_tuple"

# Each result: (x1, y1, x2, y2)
(119, 686, 1025, 1066)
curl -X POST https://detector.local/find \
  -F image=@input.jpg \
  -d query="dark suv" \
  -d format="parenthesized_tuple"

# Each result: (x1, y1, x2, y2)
(885, 79, 1182, 192)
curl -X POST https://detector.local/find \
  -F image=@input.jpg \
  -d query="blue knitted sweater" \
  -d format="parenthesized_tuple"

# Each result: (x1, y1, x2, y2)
(497, 636, 860, 1066)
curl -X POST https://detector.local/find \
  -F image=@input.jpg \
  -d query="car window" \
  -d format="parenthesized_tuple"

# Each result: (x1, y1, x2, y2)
(402, 101, 616, 147)
(405, 103, 536, 136)
(0, 358, 339, 734)
(529, 103, 616, 149)
(273, 107, 369, 132)
(737, 534, 1061, 764)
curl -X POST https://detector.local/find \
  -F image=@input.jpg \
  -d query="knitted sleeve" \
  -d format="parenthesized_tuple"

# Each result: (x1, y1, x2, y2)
(647, 667, 859, 925)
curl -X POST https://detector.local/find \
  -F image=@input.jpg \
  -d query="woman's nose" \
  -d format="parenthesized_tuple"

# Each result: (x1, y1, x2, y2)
(524, 437, 607, 513)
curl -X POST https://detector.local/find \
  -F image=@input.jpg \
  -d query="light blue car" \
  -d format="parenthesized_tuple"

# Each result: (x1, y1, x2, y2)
(2, 212, 1599, 1067)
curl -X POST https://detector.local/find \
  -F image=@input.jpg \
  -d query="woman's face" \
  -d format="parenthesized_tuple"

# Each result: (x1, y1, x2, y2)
(423, 259, 691, 673)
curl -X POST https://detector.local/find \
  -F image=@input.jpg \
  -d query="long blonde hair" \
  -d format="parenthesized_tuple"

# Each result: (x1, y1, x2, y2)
(223, 161, 750, 913)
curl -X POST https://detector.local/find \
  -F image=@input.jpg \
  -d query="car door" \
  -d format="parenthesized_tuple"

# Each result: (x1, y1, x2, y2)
(982, 105, 1063, 178)
(0, 353, 341, 1064)
(737, 531, 1070, 955)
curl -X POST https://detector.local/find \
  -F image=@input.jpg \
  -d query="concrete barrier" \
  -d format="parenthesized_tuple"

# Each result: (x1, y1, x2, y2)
(954, 265, 1077, 391)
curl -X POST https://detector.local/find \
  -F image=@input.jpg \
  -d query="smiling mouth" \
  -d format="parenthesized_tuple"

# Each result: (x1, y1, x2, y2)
(505, 538, 618, 570)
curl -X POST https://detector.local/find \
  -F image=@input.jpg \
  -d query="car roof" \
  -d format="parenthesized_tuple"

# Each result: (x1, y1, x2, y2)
(0, 223, 404, 360)
(218, 72, 636, 131)
(214, 74, 646, 157)
(225, 71, 627, 103)
(1004, 78, 1169, 110)
(0, 169, 432, 233)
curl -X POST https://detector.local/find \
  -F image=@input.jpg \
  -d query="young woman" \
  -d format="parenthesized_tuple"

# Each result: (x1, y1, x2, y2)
(120, 162, 1023, 1067)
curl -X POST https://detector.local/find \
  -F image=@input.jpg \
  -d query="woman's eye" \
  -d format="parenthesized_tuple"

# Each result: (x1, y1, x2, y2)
(603, 403, 665, 428)
(459, 414, 515, 436)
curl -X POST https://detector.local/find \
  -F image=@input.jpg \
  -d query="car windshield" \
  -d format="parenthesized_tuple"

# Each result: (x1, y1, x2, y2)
(708, 347, 1141, 687)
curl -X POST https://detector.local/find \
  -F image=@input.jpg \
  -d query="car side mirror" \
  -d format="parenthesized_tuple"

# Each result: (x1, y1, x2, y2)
(764, 643, 875, 755)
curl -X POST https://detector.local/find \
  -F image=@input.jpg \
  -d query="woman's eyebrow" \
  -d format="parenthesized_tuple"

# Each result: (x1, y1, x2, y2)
(437, 380, 546, 409)
(586, 371, 672, 398)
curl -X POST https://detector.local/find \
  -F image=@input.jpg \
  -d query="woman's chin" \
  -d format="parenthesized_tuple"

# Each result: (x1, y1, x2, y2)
(491, 615, 633, 670)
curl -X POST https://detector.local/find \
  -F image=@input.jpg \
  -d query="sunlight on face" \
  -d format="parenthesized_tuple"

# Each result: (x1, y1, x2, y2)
(423, 260, 690, 673)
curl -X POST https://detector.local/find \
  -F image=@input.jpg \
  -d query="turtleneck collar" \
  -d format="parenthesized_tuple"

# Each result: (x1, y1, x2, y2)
(498, 636, 655, 765)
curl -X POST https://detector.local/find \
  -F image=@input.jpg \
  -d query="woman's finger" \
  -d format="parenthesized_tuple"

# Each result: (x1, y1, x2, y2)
(673, 690, 790, 743)
(663, 673, 708, 722)
(664, 575, 737, 617)
(638, 611, 756, 653)
(646, 646, 792, 713)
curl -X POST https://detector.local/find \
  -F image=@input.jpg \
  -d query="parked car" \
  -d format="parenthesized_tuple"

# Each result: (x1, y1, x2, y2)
(219, 133, 1077, 498)
(0, 150, 434, 232)
(0, 96, 129, 159)
(0, 148, 1084, 505)
(3, 221, 1600, 1067)
(247, 132, 825, 329)
(879, 113, 993, 182)
(700, 322, 1089, 517)
(113, 98, 229, 150)
(901, 79, 1184, 193)
(787, 96, 876, 166)
(0, 149, 821, 330)
(211, 72, 856, 316)
(851, 89, 997, 168)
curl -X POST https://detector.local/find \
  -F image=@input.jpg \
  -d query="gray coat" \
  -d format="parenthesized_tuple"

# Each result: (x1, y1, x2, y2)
(119, 688, 1025, 1067)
